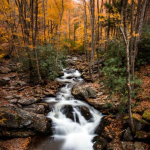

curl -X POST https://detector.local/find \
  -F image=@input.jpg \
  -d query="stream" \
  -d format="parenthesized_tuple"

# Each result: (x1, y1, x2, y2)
(31, 68, 103, 150)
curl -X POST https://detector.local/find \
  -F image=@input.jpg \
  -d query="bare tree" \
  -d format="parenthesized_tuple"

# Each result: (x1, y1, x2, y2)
(120, 0, 135, 133)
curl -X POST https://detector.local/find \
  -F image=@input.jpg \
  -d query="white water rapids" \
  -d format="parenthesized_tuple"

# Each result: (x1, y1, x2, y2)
(44, 69, 103, 150)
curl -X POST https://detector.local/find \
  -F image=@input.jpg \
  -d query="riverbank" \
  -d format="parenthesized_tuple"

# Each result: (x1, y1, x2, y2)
(0, 55, 150, 150)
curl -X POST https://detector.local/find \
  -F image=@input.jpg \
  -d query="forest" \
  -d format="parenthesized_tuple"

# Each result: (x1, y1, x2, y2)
(0, 0, 150, 150)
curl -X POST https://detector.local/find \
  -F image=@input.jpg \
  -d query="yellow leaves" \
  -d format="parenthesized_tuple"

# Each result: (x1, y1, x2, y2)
(132, 31, 139, 37)
(0, 112, 6, 125)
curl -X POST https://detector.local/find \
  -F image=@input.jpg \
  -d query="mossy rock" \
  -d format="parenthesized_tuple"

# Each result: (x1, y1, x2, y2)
(123, 114, 145, 123)
(142, 109, 150, 121)
(135, 130, 148, 139)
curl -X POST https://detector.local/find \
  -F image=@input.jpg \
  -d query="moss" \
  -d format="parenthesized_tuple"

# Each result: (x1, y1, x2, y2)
(123, 114, 146, 123)
(142, 109, 150, 121)
(136, 131, 148, 139)
(123, 116, 129, 120)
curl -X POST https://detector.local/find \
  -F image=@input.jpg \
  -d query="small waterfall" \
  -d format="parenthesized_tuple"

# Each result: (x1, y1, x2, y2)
(44, 69, 103, 150)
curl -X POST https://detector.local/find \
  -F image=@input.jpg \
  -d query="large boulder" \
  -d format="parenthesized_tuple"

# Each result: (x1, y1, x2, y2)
(123, 127, 133, 141)
(0, 104, 51, 137)
(123, 113, 146, 131)
(72, 84, 97, 100)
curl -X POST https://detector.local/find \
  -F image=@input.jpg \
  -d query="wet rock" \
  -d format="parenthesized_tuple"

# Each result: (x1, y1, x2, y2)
(123, 127, 133, 141)
(0, 77, 10, 86)
(93, 137, 107, 150)
(142, 109, 150, 121)
(0, 66, 11, 74)
(18, 98, 37, 105)
(61, 105, 74, 121)
(72, 84, 88, 100)
(80, 106, 92, 121)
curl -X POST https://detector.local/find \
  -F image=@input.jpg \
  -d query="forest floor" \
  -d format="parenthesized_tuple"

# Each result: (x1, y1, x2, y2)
(0, 55, 150, 149)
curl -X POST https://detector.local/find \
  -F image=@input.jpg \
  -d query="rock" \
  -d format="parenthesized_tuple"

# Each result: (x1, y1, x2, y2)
(87, 87, 97, 98)
(0, 129, 35, 137)
(123, 114, 146, 131)
(10, 74, 16, 78)
(44, 89, 55, 96)
(0, 90, 8, 98)
(0, 105, 51, 135)
(133, 114, 146, 130)
(10, 66, 18, 72)
(96, 116, 115, 142)
(135, 130, 148, 139)
(0, 66, 11, 74)
(0, 77, 10, 86)
(23, 104, 45, 114)
(93, 137, 107, 150)
(37, 103, 49, 109)
(72, 84, 97, 100)
(18, 98, 37, 105)
(100, 82, 104, 86)
(0, 137, 31, 150)
(134, 142, 148, 150)
(9, 86, 15, 90)
(123, 127, 133, 141)
(142, 109, 150, 121)
(13, 94, 23, 99)
(80, 106, 92, 121)
(72, 84, 88, 100)
(17, 81, 26, 86)
(35, 86, 43, 94)
(8, 99, 18, 104)
(106, 142, 121, 150)
(4, 96, 13, 100)
(121, 142, 134, 149)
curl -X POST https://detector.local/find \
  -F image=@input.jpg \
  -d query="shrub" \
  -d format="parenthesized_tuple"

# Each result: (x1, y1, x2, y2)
(20, 44, 67, 82)
(102, 39, 127, 95)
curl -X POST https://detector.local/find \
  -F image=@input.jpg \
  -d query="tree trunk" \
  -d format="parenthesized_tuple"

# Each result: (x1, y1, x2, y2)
(55, 0, 64, 71)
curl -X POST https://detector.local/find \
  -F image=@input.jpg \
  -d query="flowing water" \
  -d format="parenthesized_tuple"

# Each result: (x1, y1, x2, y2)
(42, 68, 103, 150)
